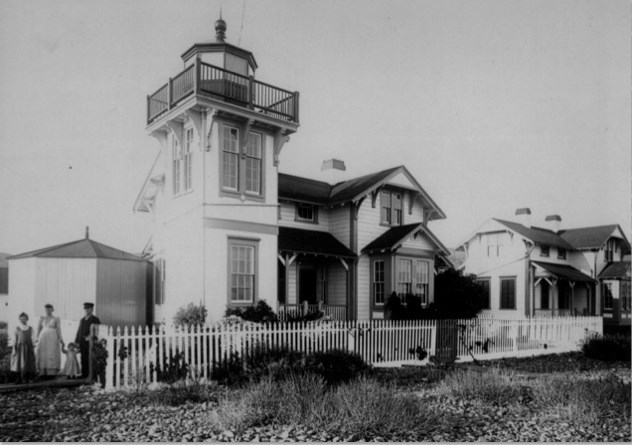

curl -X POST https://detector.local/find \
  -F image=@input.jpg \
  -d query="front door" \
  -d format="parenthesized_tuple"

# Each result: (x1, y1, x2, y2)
(299, 267, 318, 304)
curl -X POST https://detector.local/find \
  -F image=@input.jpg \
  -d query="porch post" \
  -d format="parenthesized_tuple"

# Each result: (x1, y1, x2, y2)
(569, 281, 575, 315)
(285, 254, 290, 305)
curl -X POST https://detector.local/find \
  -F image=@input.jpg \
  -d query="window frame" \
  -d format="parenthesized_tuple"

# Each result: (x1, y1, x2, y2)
(183, 127, 194, 192)
(602, 282, 614, 310)
(172, 134, 182, 196)
(413, 260, 429, 305)
(372, 259, 386, 306)
(380, 190, 403, 226)
(539, 280, 550, 310)
(227, 238, 259, 306)
(220, 124, 265, 200)
(604, 239, 615, 262)
(499, 276, 516, 310)
(295, 203, 319, 224)
(557, 248, 566, 260)
(476, 277, 491, 309)
(396, 258, 413, 296)
(540, 245, 550, 257)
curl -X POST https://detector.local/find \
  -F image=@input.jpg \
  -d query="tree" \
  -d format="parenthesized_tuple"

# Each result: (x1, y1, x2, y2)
(173, 302, 208, 328)
(424, 268, 487, 319)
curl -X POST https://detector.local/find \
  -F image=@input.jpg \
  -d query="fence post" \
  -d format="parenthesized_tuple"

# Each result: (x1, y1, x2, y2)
(105, 326, 115, 390)
(429, 320, 437, 357)
(302, 300, 309, 316)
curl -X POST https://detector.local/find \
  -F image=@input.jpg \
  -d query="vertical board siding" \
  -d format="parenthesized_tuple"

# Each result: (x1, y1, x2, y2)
(97, 259, 148, 327)
(101, 315, 602, 389)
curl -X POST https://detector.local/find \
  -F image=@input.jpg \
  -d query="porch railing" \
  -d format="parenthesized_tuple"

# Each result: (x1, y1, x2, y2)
(278, 302, 347, 321)
(147, 60, 299, 124)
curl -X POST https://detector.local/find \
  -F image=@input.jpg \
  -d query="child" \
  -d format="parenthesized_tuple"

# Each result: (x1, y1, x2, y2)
(10, 312, 37, 384)
(61, 342, 81, 379)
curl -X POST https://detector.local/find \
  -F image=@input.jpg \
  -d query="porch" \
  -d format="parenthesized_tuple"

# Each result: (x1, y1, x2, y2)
(532, 261, 595, 316)
(278, 227, 356, 321)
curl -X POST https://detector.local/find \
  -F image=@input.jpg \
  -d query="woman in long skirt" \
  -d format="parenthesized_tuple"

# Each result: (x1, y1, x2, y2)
(36, 304, 64, 376)
(10, 312, 37, 383)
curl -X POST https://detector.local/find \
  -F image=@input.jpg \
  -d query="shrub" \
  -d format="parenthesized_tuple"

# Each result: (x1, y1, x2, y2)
(283, 310, 325, 322)
(174, 303, 208, 328)
(243, 344, 305, 382)
(304, 349, 369, 385)
(436, 367, 521, 405)
(225, 300, 278, 323)
(151, 349, 190, 384)
(581, 333, 631, 362)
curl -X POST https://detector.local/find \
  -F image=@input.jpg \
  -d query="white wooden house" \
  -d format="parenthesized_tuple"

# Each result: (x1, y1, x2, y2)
(135, 18, 450, 323)
(7, 232, 149, 331)
(456, 208, 631, 326)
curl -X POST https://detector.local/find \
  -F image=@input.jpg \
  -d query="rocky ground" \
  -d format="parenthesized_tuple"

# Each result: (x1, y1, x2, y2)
(0, 353, 630, 442)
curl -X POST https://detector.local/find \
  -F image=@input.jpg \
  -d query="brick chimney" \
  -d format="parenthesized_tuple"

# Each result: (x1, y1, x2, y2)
(545, 214, 562, 233)
(321, 159, 346, 185)
(515, 208, 531, 227)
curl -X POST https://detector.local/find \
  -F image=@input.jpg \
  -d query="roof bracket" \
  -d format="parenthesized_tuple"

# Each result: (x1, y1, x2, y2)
(183, 109, 204, 151)
(274, 129, 290, 167)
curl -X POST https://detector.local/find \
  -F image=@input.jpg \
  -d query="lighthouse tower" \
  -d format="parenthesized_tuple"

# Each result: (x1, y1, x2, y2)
(135, 17, 299, 323)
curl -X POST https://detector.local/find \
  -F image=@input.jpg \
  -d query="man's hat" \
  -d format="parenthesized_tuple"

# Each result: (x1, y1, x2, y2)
(83, 302, 95, 309)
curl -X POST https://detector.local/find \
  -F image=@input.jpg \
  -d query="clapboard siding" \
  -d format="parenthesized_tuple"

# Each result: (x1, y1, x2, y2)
(278, 202, 329, 232)
(329, 206, 350, 248)
(287, 263, 297, 305)
(357, 256, 371, 320)
(327, 261, 347, 305)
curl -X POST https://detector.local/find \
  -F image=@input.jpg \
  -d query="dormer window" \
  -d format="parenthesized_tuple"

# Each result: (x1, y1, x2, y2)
(604, 239, 615, 262)
(295, 203, 318, 223)
(557, 248, 566, 260)
(540, 245, 550, 257)
(380, 190, 402, 226)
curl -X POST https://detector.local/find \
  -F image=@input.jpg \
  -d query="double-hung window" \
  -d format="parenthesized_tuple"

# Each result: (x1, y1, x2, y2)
(540, 245, 550, 257)
(295, 203, 318, 223)
(604, 239, 615, 262)
(397, 259, 412, 296)
(172, 135, 182, 196)
(477, 278, 491, 309)
(229, 239, 257, 304)
(500, 277, 516, 309)
(373, 260, 385, 305)
(380, 190, 402, 225)
(557, 248, 566, 260)
(222, 126, 239, 190)
(183, 127, 193, 192)
(222, 125, 264, 197)
(414, 260, 429, 305)
(603, 282, 613, 310)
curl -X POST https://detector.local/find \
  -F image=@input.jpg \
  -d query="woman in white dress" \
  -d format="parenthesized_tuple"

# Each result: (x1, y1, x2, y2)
(36, 304, 64, 376)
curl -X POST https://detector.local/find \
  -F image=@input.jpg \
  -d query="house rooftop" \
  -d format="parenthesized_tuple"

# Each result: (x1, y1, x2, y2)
(598, 261, 631, 279)
(494, 219, 576, 250)
(560, 225, 630, 252)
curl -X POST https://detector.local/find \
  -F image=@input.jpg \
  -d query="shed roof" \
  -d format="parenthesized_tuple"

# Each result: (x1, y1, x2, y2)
(494, 219, 575, 250)
(598, 262, 631, 279)
(278, 227, 356, 259)
(533, 261, 594, 283)
(9, 238, 145, 262)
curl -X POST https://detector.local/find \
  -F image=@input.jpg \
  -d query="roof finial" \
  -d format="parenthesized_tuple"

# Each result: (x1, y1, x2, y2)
(215, 11, 227, 42)
(85, 226, 90, 239)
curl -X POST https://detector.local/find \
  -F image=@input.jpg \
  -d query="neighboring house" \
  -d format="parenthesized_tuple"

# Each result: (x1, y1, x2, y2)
(0, 252, 9, 322)
(456, 208, 631, 326)
(7, 231, 150, 329)
(135, 18, 450, 323)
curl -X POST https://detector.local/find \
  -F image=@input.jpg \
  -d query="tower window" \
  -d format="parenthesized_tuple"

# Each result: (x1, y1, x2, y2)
(183, 127, 193, 192)
(221, 125, 264, 198)
(172, 135, 182, 196)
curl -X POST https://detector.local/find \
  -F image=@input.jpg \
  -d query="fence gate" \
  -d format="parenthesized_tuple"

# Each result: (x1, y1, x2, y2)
(432, 319, 458, 365)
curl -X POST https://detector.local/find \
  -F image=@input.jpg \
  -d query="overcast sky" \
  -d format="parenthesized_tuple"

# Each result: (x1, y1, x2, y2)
(0, 0, 630, 255)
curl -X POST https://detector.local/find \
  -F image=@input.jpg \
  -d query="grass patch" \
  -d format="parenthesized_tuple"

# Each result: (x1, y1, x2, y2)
(533, 373, 631, 425)
(435, 367, 522, 405)
(210, 373, 443, 438)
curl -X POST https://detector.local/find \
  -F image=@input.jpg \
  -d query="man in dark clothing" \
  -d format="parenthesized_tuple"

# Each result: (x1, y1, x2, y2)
(75, 302, 100, 379)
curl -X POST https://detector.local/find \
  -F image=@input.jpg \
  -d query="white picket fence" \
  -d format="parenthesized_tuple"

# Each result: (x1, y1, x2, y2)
(99, 315, 602, 389)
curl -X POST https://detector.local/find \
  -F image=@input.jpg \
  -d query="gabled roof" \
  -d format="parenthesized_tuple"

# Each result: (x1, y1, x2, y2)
(599, 262, 631, 279)
(362, 223, 449, 255)
(278, 227, 356, 259)
(9, 238, 145, 262)
(533, 261, 594, 283)
(279, 166, 446, 221)
(278, 173, 332, 205)
(494, 219, 575, 250)
(560, 224, 631, 252)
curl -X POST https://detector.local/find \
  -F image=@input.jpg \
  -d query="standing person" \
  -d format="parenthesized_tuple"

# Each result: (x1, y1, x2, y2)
(61, 342, 81, 379)
(74, 302, 100, 380)
(10, 313, 37, 384)
(36, 304, 64, 378)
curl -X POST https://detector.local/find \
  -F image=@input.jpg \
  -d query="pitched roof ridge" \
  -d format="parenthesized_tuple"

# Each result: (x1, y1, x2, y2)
(9, 238, 86, 260)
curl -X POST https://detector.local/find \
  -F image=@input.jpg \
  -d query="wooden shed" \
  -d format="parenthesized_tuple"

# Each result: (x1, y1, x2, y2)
(7, 234, 150, 330)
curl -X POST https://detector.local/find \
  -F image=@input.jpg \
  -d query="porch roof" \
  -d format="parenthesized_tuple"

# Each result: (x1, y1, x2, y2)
(532, 261, 594, 283)
(278, 227, 356, 259)
(598, 261, 631, 279)
(362, 223, 449, 255)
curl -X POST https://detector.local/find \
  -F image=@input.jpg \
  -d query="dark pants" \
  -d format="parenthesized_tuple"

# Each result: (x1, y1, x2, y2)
(79, 341, 90, 379)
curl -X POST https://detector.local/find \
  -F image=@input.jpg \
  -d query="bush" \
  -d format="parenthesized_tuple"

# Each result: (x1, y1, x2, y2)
(243, 344, 305, 382)
(173, 303, 208, 328)
(436, 367, 521, 405)
(581, 333, 631, 362)
(304, 349, 369, 385)
(225, 300, 278, 323)
(283, 310, 326, 322)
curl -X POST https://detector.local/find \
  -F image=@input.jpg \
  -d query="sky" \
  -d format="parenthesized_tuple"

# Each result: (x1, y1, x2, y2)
(0, 0, 630, 255)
